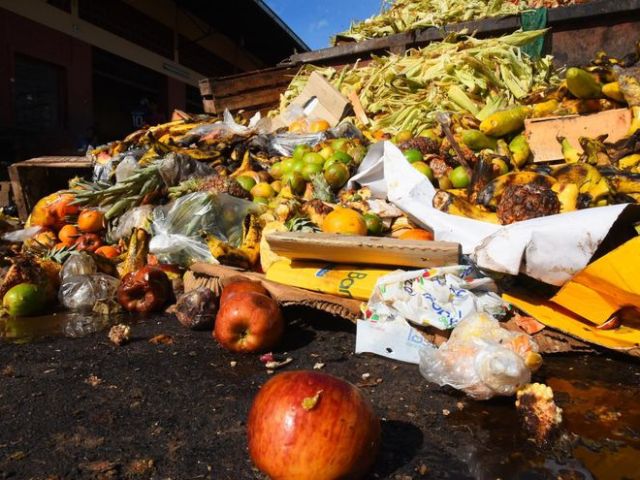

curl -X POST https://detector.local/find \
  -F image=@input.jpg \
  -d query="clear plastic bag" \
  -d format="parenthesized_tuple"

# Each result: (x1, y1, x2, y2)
(63, 313, 116, 338)
(250, 122, 365, 157)
(61, 253, 97, 281)
(59, 273, 120, 311)
(419, 313, 540, 400)
(115, 155, 139, 183)
(158, 153, 216, 187)
(109, 205, 154, 242)
(149, 191, 256, 266)
(186, 109, 260, 140)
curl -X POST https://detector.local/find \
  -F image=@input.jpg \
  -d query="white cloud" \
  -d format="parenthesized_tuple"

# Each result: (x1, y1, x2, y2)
(309, 18, 329, 31)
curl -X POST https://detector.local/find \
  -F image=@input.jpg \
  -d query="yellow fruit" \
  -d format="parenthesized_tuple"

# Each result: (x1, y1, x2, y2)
(309, 119, 331, 133)
(321, 207, 367, 236)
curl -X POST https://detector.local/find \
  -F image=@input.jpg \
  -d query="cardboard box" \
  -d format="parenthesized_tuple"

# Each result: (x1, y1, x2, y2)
(525, 108, 632, 163)
(265, 72, 351, 132)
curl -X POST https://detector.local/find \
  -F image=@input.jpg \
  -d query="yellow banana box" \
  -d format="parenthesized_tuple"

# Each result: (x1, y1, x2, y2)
(265, 260, 393, 301)
(504, 236, 640, 354)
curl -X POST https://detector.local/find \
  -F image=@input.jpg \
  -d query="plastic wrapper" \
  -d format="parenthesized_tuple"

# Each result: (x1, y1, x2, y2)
(186, 109, 260, 140)
(250, 122, 365, 157)
(115, 155, 139, 183)
(109, 205, 154, 242)
(91, 146, 147, 183)
(63, 314, 117, 338)
(59, 273, 120, 311)
(418, 313, 540, 400)
(364, 265, 508, 330)
(149, 192, 256, 266)
(2, 226, 42, 243)
(158, 153, 216, 188)
(61, 253, 97, 281)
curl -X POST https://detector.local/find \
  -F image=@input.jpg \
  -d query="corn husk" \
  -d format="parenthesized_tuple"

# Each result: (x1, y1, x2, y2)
(277, 30, 559, 134)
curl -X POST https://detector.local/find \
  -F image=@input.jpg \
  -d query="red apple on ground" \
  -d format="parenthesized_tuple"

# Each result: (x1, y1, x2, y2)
(214, 291, 283, 353)
(247, 371, 381, 480)
(219, 278, 269, 307)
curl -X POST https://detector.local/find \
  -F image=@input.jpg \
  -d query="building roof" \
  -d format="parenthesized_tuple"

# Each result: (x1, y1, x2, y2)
(177, 0, 309, 66)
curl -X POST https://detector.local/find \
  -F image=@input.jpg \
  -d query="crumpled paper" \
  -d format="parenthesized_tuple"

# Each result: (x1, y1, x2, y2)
(363, 266, 508, 330)
(356, 266, 509, 364)
(348, 141, 640, 286)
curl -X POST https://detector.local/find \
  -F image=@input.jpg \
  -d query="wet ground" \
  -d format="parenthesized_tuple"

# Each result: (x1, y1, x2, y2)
(1, 309, 639, 480)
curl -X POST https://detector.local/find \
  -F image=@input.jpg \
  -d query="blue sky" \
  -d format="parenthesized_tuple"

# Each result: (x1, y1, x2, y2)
(265, 0, 385, 50)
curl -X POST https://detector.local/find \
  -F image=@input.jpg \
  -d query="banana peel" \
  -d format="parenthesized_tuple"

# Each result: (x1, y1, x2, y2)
(433, 190, 500, 224)
(551, 183, 579, 213)
(553, 164, 610, 206)
(207, 214, 261, 269)
(558, 136, 580, 164)
(117, 228, 149, 278)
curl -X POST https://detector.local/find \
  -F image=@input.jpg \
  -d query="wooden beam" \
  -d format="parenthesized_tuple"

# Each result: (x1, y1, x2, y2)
(0, 0, 203, 86)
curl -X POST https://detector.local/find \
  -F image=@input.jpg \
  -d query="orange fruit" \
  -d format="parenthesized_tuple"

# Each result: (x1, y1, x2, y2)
(58, 224, 80, 246)
(398, 228, 434, 241)
(78, 209, 105, 233)
(309, 119, 331, 133)
(288, 118, 308, 134)
(94, 245, 120, 259)
(52, 194, 80, 222)
(321, 207, 367, 236)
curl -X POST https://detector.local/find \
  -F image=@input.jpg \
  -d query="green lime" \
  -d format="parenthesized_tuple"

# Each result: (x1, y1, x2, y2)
(302, 152, 326, 166)
(395, 130, 413, 143)
(449, 166, 471, 189)
(403, 148, 423, 164)
(329, 151, 353, 165)
(362, 212, 384, 236)
(292, 145, 312, 162)
(269, 162, 285, 179)
(418, 129, 440, 143)
(2, 283, 44, 317)
(330, 138, 349, 152)
(235, 175, 257, 192)
(301, 163, 323, 181)
(281, 172, 306, 195)
(412, 161, 434, 181)
(324, 163, 350, 190)
(318, 146, 334, 160)
(253, 197, 269, 206)
(250, 182, 275, 199)
(281, 158, 295, 173)
(292, 158, 306, 174)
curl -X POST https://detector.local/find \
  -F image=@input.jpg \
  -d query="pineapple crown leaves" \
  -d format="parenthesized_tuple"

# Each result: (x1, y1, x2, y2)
(310, 174, 337, 203)
(285, 216, 321, 233)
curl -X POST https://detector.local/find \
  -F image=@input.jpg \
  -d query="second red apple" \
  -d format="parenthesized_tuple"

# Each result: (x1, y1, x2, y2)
(214, 291, 284, 353)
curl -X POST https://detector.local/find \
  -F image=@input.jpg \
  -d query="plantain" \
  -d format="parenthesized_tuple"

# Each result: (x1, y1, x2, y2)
(117, 228, 149, 278)
(433, 190, 500, 224)
(551, 182, 579, 213)
(230, 150, 252, 178)
(566, 67, 602, 99)
(479, 106, 530, 137)
(619, 154, 640, 170)
(600, 168, 640, 195)
(553, 164, 610, 206)
(602, 82, 626, 103)
(476, 172, 556, 209)
(530, 99, 559, 118)
(579, 135, 612, 166)
(509, 134, 531, 168)
(558, 136, 580, 164)
(461, 130, 497, 151)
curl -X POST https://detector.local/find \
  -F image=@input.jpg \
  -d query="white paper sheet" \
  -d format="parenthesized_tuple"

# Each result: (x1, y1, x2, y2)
(349, 141, 640, 286)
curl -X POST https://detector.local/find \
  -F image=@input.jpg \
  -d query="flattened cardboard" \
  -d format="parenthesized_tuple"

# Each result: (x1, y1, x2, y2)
(267, 72, 350, 132)
(525, 108, 631, 162)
